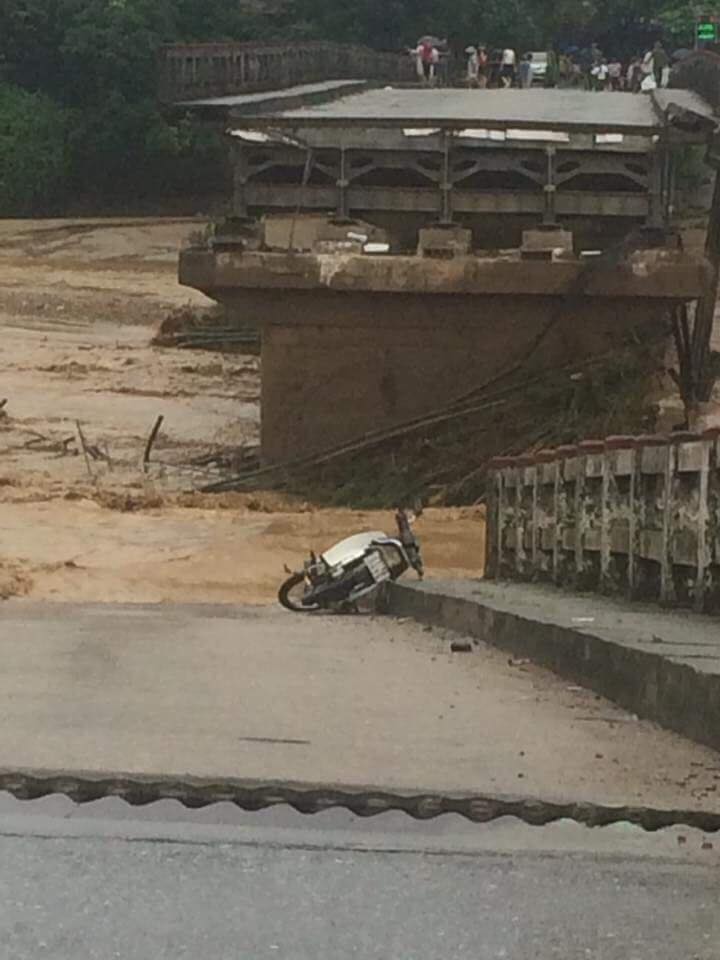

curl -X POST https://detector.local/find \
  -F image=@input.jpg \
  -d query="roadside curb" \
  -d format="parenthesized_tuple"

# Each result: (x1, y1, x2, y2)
(388, 580, 720, 753)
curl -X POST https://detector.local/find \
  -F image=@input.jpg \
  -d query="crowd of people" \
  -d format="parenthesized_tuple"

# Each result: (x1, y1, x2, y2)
(412, 37, 676, 92)
(554, 42, 673, 92)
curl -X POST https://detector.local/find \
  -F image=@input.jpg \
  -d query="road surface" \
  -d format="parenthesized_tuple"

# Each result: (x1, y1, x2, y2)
(0, 795, 717, 960)
(2, 601, 720, 957)
(2, 602, 720, 811)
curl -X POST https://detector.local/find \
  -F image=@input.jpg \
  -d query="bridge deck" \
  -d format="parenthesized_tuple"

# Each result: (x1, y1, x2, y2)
(179, 79, 366, 109)
(263, 87, 713, 132)
(222, 85, 714, 247)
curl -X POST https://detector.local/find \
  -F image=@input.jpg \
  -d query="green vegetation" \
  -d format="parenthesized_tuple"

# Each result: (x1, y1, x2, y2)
(0, 85, 69, 213)
(0, 0, 714, 214)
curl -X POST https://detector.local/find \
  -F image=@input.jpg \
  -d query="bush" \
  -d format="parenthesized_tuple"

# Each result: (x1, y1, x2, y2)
(0, 84, 70, 214)
(63, 96, 227, 206)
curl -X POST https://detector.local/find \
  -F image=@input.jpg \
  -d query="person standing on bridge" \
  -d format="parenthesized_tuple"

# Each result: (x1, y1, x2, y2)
(412, 37, 435, 83)
(465, 46, 480, 86)
(627, 56, 642, 93)
(415, 39, 438, 85)
(518, 53, 533, 88)
(652, 41, 669, 87)
(477, 46, 489, 87)
(608, 58, 623, 91)
(500, 47, 516, 87)
(590, 58, 609, 91)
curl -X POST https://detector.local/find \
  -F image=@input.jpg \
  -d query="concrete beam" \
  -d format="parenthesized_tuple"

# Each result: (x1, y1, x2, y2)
(241, 184, 649, 218)
(230, 125, 658, 154)
(180, 248, 707, 300)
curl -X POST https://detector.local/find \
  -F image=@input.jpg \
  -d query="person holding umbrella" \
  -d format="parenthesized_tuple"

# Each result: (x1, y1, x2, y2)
(414, 35, 442, 85)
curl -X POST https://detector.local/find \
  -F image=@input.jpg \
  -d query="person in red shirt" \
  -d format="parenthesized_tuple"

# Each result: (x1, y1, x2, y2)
(478, 46, 489, 88)
(416, 41, 436, 83)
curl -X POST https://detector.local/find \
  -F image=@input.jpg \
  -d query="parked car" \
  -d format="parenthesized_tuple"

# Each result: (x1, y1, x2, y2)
(526, 51, 548, 84)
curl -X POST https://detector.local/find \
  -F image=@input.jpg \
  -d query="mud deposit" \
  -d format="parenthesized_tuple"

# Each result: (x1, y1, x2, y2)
(0, 219, 485, 603)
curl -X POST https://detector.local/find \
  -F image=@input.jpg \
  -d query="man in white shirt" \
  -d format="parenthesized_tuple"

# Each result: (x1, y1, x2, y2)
(500, 48, 516, 87)
(591, 59, 609, 91)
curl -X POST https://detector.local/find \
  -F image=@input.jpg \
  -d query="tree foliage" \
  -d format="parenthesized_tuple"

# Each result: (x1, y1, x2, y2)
(0, 0, 710, 214)
(0, 84, 70, 213)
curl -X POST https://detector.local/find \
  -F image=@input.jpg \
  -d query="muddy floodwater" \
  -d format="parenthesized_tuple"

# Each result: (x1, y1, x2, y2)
(0, 218, 485, 603)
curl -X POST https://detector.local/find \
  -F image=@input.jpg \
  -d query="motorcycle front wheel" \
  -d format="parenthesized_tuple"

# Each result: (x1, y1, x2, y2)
(278, 573, 321, 613)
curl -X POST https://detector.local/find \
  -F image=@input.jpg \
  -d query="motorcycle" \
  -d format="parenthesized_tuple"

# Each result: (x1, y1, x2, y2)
(278, 508, 424, 613)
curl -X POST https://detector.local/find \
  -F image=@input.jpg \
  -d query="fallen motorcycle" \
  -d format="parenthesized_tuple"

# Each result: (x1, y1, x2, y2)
(278, 508, 424, 613)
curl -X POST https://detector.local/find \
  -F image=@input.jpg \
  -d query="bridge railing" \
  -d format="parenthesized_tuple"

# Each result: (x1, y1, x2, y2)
(486, 431, 720, 614)
(159, 41, 415, 102)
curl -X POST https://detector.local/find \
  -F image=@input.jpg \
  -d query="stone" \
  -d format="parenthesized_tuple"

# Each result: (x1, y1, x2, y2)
(417, 226, 472, 258)
(521, 228, 574, 261)
(450, 639, 473, 653)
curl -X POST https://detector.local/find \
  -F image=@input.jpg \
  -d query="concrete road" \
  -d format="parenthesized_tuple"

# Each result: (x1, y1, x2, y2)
(0, 797, 718, 960)
(2, 602, 720, 810)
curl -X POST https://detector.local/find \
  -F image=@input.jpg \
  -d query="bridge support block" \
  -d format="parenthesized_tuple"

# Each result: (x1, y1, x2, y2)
(179, 246, 706, 465)
(418, 226, 472, 258)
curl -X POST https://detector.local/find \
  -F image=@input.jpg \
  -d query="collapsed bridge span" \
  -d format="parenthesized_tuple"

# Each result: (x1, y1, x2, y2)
(179, 85, 718, 464)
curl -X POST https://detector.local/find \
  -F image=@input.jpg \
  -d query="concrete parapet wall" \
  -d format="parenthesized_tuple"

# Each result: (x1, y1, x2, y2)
(486, 432, 720, 614)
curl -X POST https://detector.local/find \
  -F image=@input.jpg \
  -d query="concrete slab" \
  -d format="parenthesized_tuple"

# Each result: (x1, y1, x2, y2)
(273, 88, 701, 131)
(1, 602, 720, 812)
(180, 79, 366, 112)
(389, 579, 720, 752)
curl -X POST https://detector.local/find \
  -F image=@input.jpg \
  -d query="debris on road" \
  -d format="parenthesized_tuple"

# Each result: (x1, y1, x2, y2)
(142, 414, 165, 472)
(450, 639, 474, 653)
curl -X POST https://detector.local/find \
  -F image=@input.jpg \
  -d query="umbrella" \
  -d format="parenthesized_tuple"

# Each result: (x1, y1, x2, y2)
(417, 35, 444, 47)
(672, 48, 692, 61)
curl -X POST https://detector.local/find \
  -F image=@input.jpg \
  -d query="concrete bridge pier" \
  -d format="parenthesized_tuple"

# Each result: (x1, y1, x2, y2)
(180, 244, 707, 464)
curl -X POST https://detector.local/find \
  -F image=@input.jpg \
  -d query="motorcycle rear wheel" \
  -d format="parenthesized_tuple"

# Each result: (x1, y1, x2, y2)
(278, 573, 321, 613)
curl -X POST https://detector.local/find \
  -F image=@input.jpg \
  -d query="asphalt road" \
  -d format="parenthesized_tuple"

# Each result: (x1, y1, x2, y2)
(0, 799, 717, 960)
